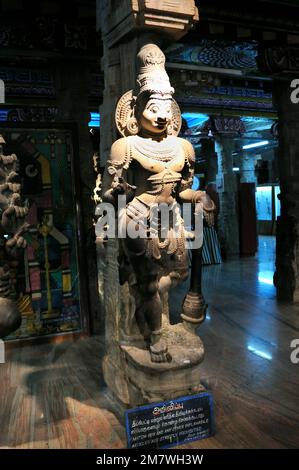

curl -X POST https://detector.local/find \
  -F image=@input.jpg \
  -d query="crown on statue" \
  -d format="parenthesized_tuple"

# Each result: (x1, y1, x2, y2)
(115, 44, 181, 137)
(135, 44, 174, 97)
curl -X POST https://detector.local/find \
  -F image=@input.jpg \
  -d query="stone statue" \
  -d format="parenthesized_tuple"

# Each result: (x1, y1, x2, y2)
(101, 44, 215, 369)
(0, 135, 28, 338)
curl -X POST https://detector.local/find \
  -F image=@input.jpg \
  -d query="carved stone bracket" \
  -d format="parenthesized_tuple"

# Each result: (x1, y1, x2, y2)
(97, 0, 199, 47)
(258, 46, 299, 74)
(202, 116, 246, 136)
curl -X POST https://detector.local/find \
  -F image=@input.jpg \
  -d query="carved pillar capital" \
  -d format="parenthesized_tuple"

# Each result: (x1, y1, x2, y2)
(97, 0, 199, 48)
(257, 46, 299, 74)
(202, 116, 246, 137)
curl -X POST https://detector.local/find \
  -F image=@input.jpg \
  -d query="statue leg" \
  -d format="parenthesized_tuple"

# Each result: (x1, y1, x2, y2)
(124, 238, 171, 363)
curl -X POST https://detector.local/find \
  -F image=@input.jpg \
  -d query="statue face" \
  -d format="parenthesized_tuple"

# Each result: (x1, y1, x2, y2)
(139, 97, 172, 134)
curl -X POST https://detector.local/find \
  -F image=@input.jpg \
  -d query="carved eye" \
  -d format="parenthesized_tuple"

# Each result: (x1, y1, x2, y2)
(25, 164, 38, 178)
(149, 106, 159, 113)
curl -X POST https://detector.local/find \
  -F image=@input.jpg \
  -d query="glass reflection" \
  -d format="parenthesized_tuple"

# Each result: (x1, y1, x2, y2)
(258, 270, 274, 285)
(247, 344, 273, 361)
(256, 186, 272, 221)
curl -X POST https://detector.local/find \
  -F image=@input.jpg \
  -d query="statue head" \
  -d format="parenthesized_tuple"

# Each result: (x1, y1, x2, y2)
(115, 44, 181, 137)
(135, 90, 173, 135)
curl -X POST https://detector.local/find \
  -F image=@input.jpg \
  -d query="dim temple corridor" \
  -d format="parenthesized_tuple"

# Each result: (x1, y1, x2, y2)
(1, 236, 298, 449)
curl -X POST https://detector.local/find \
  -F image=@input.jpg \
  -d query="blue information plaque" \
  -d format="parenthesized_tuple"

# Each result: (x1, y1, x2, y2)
(125, 392, 215, 449)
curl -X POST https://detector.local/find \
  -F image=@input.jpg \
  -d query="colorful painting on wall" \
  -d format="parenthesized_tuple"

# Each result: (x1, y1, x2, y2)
(1, 128, 83, 339)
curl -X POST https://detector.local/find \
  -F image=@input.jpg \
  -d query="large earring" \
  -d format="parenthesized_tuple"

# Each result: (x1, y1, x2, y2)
(126, 117, 140, 135)
(167, 122, 174, 135)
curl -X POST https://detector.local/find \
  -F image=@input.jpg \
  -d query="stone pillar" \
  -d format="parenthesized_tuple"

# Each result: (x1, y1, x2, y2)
(238, 135, 259, 184)
(99, 38, 142, 166)
(96, 32, 155, 350)
(96, 0, 200, 407)
(215, 136, 240, 258)
(202, 116, 246, 259)
(273, 79, 299, 301)
(258, 47, 299, 301)
(201, 138, 217, 185)
(239, 152, 257, 184)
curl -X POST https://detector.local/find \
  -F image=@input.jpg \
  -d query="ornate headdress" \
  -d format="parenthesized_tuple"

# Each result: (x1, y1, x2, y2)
(115, 44, 181, 137)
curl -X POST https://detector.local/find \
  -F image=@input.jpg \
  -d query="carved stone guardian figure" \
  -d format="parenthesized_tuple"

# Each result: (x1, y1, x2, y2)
(100, 44, 215, 406)
(0, 135, 29, 338)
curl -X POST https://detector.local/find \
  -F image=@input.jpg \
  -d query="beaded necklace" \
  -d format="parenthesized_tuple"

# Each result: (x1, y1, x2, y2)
(130, 135, 182, 163)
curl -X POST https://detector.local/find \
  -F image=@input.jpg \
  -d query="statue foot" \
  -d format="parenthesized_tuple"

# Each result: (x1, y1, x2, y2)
(149, 332, 172, 363)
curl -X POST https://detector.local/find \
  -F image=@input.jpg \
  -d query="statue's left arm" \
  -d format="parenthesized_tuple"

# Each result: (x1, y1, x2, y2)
(177, 139, 215, 226)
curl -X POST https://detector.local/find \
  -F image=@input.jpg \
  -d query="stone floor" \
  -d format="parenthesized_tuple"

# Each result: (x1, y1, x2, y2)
(1, 236, 299, 449)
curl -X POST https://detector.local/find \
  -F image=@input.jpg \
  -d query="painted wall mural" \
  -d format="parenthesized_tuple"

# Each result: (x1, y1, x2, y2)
(1, 128, 82, 339)
(166, 40, 258, 71)
(166, 68, 274, 115)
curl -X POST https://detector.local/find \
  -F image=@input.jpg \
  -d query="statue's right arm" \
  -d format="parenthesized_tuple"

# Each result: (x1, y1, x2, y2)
(102, 138, 131, 204)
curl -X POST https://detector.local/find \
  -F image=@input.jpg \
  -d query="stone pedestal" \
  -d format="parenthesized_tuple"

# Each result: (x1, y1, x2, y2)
(103, 322, 204, 408)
